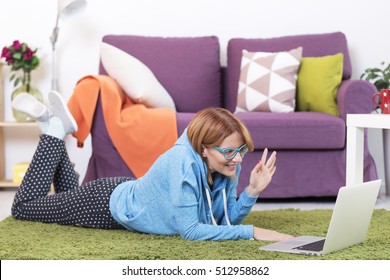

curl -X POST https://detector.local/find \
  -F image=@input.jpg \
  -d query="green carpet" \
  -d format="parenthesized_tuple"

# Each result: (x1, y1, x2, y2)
(1, 209, 389, 260)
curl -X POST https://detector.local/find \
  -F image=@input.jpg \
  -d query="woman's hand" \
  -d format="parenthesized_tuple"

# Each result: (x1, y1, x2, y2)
(246, 148, 276, 197)
(253, 226, 295, 241)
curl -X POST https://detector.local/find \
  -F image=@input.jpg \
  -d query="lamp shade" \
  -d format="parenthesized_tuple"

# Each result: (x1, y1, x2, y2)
(58, 0, 87, 18)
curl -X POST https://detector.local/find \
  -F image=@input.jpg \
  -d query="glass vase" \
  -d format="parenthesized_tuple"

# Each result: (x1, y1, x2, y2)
(11, 71, 43, 122)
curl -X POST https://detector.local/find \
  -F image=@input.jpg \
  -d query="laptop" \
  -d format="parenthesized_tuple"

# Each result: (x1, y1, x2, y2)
(259, 179, 382, 256)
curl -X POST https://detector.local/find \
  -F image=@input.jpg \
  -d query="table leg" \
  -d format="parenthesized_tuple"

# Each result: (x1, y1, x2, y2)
(383, 129, 390, 195)
(346, 126, 365, 185)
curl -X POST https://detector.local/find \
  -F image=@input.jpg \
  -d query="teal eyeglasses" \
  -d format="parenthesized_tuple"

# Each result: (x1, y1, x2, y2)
(212, 144, 248, 160)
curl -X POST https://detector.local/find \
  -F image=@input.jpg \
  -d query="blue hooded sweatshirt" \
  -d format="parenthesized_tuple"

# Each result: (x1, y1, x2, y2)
(109, 130, 258, 240)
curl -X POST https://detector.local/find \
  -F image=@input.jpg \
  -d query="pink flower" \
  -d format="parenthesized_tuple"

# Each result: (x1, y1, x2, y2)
(23, 48, 34, 61)
(1, 47, 13, 63)
(12, 40, 22, 50)
(1, 47, 11, 59)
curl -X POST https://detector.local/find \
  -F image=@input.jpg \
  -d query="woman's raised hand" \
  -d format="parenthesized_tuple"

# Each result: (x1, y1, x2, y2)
(246, 148, 276, 197)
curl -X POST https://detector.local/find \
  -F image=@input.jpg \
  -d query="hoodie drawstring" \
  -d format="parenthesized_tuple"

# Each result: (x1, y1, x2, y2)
(222, 188, 231, 225)
(205, 188, 231, 226)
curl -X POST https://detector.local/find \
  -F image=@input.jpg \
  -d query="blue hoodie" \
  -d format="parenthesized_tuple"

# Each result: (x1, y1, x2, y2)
(109, 130, 258, 240)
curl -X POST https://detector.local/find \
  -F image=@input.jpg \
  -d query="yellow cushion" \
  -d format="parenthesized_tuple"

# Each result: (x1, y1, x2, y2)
(297, 53, 343, 116)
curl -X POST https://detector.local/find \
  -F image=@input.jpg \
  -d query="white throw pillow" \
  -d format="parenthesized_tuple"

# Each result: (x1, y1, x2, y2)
(236, 47, 302, 113)
(100, 42, 176, 111)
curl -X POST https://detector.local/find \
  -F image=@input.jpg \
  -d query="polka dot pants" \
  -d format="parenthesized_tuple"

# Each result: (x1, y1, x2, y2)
(11, 134, 131, 229)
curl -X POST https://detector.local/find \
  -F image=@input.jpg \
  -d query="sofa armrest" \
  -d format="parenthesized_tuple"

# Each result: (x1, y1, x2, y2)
(337, 79, 377, 121)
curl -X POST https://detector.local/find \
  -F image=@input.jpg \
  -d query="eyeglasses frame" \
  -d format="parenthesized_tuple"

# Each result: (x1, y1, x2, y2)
(212, 143, 248, 160)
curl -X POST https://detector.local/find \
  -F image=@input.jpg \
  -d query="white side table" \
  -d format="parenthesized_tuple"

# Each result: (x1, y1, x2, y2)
(346, 114, 390, 195)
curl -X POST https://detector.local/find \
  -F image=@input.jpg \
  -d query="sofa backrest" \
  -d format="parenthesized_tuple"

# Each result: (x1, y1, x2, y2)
(225, 32, 352, 112)
(100, 35, 222, 112)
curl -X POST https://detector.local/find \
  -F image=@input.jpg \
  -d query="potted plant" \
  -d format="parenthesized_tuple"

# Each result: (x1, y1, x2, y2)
(361, 61, 390, 91)
(361, 61, 390, 111)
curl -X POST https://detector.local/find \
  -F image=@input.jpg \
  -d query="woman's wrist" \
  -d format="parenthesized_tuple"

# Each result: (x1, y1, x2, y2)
(246, 185, 259, 197)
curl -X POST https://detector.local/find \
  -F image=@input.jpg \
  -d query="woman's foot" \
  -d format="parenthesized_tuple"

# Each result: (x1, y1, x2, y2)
(46, 91, 78, 139)
(11, 93, 50, 133)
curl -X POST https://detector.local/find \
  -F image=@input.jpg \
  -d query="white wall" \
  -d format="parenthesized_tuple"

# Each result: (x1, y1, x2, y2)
(1, 0, 388, 182)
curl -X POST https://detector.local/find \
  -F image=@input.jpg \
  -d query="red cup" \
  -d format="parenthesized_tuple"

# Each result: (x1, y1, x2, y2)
(372, 89, 390, 114)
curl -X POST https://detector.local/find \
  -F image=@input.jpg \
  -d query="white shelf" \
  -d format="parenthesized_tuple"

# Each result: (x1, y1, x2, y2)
(0, 121, 38, 127)
(0, 180, 19, 188)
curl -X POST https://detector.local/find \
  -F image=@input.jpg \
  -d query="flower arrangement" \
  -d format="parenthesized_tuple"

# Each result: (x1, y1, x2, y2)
(1, 40, 43, 122)
(1, 40, 40, 91)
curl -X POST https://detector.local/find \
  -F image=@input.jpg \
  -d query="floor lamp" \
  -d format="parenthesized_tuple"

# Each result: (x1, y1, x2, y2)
(50, 0, 87, 92)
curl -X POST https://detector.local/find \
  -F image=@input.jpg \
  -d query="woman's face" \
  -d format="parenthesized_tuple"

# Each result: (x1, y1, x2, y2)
(202, 131, 245, 177)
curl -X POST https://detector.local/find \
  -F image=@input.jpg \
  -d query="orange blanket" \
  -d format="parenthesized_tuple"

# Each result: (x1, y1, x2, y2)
(67, 75, 178, 178)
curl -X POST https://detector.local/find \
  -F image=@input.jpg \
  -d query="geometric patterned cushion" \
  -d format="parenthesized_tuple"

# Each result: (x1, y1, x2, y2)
(236, 47, 302, 113)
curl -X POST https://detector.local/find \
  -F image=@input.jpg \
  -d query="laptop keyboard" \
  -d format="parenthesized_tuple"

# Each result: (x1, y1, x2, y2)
(293, 239, 325, 252)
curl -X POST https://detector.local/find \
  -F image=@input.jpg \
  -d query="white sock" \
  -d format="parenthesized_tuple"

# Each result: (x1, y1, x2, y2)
(36, 115, 50, 134)
(45, 117, 66, 140)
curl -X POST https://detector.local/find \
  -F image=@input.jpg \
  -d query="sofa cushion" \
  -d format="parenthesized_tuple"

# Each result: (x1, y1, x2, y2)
(236, 112, 345, 149)
(175, 111, 346, 149)
(236, 47, 302, 113)
(101, 35, 221, 112)
(226, 32, 352, 112)
(100, 42, 176, 110)
(297, 53, 343, 116)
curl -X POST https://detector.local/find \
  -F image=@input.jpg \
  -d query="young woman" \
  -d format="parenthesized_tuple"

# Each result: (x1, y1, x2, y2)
(11, 91, 293, 241)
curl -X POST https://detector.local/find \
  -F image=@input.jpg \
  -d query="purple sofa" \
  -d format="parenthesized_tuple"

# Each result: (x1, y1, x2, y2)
(82, 32, 378, 198)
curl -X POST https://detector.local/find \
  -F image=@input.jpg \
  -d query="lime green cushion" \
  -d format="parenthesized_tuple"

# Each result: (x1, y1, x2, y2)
(297, 53, 343, 116)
